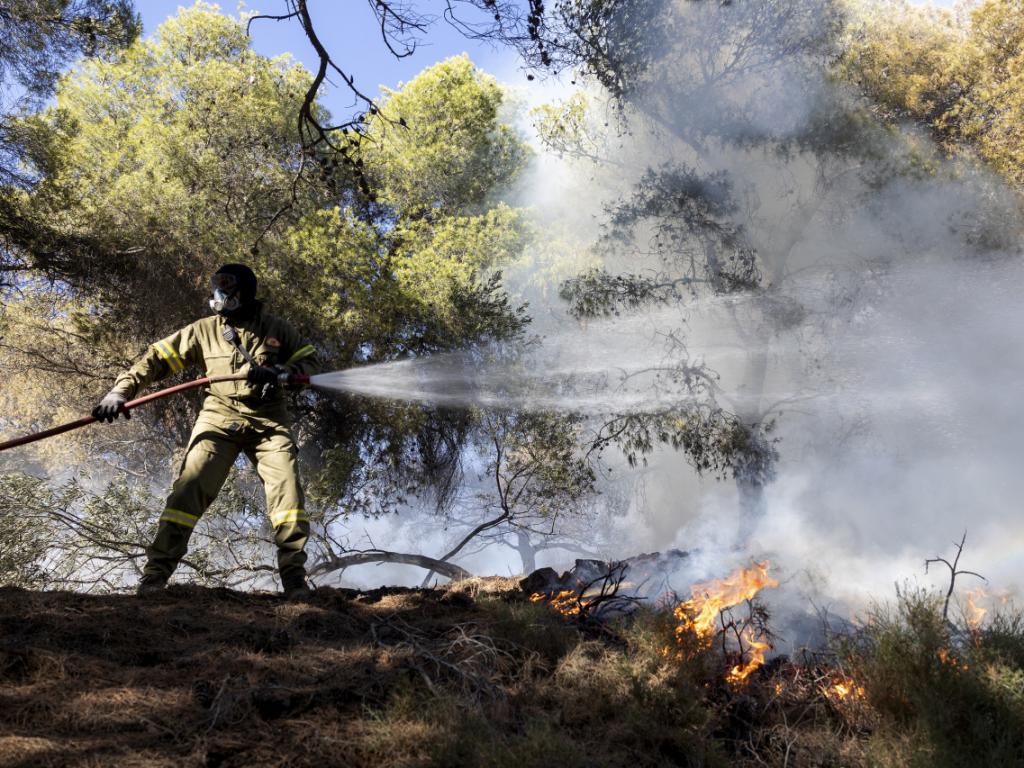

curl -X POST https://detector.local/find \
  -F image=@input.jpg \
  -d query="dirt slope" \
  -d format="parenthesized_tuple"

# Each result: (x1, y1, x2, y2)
(0, 580, 538, 768)
(10, 579, 996, 768)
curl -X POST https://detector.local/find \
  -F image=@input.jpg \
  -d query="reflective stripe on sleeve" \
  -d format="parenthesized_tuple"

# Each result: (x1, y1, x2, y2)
(284, 345, 316, 366)
(160, 508, 199, 528)
(155, 340, 185, 374)
(269, 509, 309, 527)
(168, 344, 186, 371)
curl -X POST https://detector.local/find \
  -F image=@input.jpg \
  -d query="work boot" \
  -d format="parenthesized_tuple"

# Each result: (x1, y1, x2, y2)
(281, 572, 311, 602)
(136, 574, 168, 597)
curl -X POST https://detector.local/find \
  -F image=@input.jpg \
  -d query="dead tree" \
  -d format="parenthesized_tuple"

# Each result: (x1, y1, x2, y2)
(925, 531, 986, 622)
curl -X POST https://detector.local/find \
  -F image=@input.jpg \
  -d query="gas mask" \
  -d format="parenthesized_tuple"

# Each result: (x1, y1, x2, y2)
(209, 264, 258, 318)
(209, 272, 242, 315)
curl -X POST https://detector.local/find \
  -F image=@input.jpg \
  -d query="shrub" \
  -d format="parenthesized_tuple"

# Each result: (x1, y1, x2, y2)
(842, 586, 1024, 768)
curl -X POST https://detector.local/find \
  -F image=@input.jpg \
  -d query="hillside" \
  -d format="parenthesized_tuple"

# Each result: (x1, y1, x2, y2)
(1, 580, 1022, 768)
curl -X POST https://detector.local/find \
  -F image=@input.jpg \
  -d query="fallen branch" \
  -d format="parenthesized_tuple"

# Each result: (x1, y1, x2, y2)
(576, 561, 642, 623)
(309, 549, 472, 581)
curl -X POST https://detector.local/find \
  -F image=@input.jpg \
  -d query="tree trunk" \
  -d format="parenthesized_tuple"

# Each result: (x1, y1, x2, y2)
(736, 469, 767, 545)
(734, 338, 771, 543)
(515, 529, 537, 574)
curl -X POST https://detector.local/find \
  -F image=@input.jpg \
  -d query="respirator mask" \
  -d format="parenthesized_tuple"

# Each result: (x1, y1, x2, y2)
(209, 272, 242, 315)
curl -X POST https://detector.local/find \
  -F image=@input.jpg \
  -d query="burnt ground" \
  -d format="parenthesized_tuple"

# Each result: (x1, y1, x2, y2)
(4, 579, 1009, 768)
(0, 580, 538, 768)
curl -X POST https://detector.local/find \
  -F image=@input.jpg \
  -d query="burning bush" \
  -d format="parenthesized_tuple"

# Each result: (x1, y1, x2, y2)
(839, 586, 1024, 767)
(671, 561, 779, 684)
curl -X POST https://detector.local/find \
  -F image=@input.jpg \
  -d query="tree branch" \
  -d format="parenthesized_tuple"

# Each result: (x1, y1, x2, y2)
(309, 549, 472, 582)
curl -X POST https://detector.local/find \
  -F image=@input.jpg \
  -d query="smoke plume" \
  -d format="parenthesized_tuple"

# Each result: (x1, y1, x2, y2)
(328, 0, 1024, 635)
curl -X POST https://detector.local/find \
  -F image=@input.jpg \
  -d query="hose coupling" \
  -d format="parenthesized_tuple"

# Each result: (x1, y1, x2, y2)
(277, 372, 311, 387)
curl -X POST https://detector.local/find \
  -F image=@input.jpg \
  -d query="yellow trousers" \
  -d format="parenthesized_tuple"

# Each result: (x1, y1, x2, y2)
(141, 415, 309, 586)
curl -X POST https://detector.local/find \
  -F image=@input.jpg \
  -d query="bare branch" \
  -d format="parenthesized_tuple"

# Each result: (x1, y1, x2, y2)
(925, 531, 987, 622)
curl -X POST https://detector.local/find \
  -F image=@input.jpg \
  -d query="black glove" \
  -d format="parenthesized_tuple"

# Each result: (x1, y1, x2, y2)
(247, 365, 283, 387)
(92, 391, 130, 423)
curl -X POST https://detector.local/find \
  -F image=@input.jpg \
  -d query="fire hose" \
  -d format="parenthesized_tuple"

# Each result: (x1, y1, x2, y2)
(0, 373, 310, 453)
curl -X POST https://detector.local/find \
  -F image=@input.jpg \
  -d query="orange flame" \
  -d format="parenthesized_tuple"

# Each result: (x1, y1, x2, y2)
(965, 588, 987, 630)
(674, 561, 780, 638)
(825, 677, 865, 700)
(937, 647, 969, 670)
(725, 630, 771, 683)
(673, 561, 780, 684)
(531, 590, 581, 616)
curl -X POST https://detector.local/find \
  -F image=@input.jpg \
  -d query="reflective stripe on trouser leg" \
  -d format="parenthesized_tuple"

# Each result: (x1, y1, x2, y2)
(274, 516, 310, 586)
(143, 421, 241, 581)
(248, 429, 309, 580)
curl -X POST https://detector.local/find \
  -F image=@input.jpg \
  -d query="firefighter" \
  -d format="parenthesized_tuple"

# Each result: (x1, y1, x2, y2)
(92, 264, 318, 599)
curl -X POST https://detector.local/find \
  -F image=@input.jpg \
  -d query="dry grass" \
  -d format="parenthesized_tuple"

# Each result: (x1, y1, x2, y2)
(0, 581, 586, 768)
(1, 583, 1020, 767)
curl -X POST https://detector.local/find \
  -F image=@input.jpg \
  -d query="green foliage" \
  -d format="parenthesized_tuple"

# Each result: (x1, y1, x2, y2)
(531, 92, 610, 164)
(0, 471, 148, 590)
(0, 0, 139, 106)
(517, 0, 844, 123)
(842, 586, 1024, 767)
(23, 2, 317, 316)
(597, 408, 778, 483)
(0, 473, 59, 588)
(977, 611, 1024, 670)
(0, 468, 281, 590)
(521, 1, 859, 506)
(560, 267, 685, 318)
(0, 0, 139, 288)
(842, 0, 1024, 186)
(13, 9, 528, 344)
(477, 409, 597, 522)
(390, 205, 531, 350)
(363, 55, 528, 216)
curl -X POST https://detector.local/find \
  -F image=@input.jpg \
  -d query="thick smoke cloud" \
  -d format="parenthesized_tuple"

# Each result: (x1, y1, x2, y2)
(507, 0, 1024, 620)
(331, 0, 1023, 634)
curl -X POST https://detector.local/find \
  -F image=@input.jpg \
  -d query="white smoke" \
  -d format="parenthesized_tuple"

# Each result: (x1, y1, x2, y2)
(325, 0, 1024, 639)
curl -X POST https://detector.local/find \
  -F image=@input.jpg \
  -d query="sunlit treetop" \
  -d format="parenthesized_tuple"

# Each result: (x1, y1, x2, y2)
(0, 0, 140, 105)
(363, 54, 529, 218)
(842, 0, 1024, 185)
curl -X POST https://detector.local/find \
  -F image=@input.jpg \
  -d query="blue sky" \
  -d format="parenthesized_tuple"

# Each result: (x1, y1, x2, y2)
(136, 1, 524, 120)
(136, 0, 958, 123)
